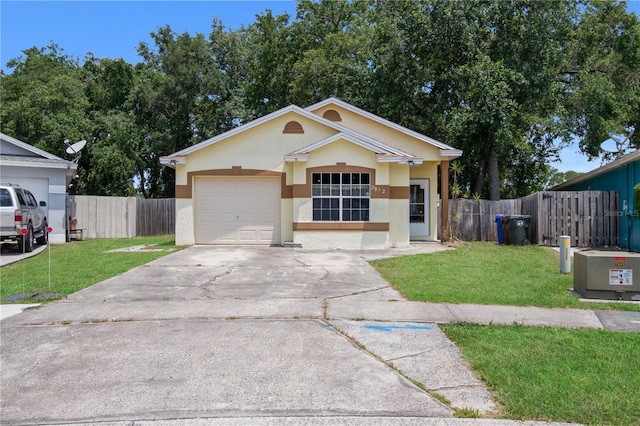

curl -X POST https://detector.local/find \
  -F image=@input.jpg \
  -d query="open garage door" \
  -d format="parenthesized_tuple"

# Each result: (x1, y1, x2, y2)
(194, 177, 281, 245)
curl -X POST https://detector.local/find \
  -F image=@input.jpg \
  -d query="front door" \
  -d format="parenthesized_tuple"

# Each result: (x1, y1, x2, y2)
(409, 179, 429, 238)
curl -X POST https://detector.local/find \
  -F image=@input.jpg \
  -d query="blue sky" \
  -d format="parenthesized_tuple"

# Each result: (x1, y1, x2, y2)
(0, 1, 298, 68)
(1, 0, 639, 173)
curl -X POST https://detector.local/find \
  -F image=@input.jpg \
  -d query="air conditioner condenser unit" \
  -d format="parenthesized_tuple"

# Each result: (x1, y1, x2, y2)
(573, 251, 640, 301)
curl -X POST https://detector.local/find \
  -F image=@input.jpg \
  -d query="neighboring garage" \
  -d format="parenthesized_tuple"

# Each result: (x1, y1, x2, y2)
(1, 133, 77, 244)
(2, 176, 49, 212)
(194, 177, 281, 245)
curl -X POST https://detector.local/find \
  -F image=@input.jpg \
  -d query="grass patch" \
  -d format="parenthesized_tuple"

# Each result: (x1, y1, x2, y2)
(370, 241, 640, 311)
(443, 324, 640, 425)
(1, 235, 179, 302)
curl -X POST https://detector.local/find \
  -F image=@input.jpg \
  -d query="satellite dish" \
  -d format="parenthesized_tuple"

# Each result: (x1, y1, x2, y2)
(600, 129, 634, 158)
(600, 138, 619, 153)
(64, 139, 87, 164)
(65, 139, 86, 155)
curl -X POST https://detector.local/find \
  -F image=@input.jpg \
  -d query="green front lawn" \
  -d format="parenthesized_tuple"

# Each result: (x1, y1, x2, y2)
(370, 241, 640, 312)
(0, 235, 178, 302)
(444, 324, 640, 426)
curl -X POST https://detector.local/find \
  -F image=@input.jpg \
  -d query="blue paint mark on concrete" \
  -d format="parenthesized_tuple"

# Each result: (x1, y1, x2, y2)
(622, 312, 640, 318)
(364, 324, 431, 332)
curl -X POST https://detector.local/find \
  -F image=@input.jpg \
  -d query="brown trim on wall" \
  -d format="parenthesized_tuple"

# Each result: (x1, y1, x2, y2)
(370, 185, 389, 199)
(292, 184, 309, 198)
(175, 185, 191, 198)
(176, 168, 292, 199)
(304, 164, 380, 197)
(390, 186, 410, 199)
(293, 222, 389, 231)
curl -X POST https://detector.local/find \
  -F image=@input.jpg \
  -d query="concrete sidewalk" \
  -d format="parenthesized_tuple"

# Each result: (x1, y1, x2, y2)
(328, 300, 605, 328)
(0, 303, 40, 320)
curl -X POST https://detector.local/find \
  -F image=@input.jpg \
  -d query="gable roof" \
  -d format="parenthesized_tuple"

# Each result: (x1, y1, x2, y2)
(1, 133, 77, 171)
(284, 132, 422, 164)
(162, 104, 345, 162)
(552, 150, 640, 190)
(306, 98, 461, 155)
(160, 98, 462, 166)
(1, 132, 66, 161)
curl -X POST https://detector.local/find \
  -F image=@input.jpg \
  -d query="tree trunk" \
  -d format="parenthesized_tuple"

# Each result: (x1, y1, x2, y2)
(471, 158, 486, 197)
(488, 155, 500, 201)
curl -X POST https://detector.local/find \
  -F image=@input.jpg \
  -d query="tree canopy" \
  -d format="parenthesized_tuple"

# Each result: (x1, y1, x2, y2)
(1, 0, 638, 199)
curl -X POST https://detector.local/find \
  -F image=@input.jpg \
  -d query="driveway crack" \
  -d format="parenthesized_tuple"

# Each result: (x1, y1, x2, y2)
(385, 351, 428, 362)
(202, 267, 234, 298)
(325, 286, 399, 299)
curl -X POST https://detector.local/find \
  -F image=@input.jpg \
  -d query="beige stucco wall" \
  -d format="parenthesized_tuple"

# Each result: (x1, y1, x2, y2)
(176, 112, 339, 185)
(294, 231, 389, 250)
(281, 198, 293, 242)
(175, 198, 194, 245)
(300, 139, 380, 175)
(312, 105, 443, 160)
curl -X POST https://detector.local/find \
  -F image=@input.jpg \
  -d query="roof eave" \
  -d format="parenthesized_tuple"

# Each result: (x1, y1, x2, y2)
(439, 149, 463, 159)
(160, 156, 186, 168)
(376, 155, 423, 165)
(0, 158, 74, 170)
(552, 150, 640, 190)
(284, 155, 309, 162)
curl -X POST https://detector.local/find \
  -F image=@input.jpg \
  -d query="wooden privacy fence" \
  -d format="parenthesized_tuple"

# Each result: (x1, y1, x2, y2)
(521, 191, 618, 247)
(447, 191, 619, 247)
(67, 196, 175, 239)
(449, 199, 520, 242)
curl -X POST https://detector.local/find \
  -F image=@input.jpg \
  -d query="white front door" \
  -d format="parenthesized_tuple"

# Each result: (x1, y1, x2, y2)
(409, 179, 429, 238)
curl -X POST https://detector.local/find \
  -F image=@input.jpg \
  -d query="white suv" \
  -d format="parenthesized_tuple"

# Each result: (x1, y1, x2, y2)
(0, 184, 48, 252)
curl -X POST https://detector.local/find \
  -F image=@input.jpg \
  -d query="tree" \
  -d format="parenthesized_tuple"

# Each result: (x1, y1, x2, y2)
(78, 56, 138, 196)
(541, 167, 583, 189)
(565, 0, 640, 158)
(132, 25, 230, 198)
(0, 44, 89, 157)
(242, 11, 296, 116)
(426, 0, 577, 200)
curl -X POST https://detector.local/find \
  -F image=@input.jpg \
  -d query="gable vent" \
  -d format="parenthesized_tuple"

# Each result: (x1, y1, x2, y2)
(283, 121, 304, 134)
(322, 109, 342, 121)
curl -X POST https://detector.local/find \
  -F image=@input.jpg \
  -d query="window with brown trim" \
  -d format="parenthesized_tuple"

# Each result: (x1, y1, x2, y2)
(312, 172, 370, 221)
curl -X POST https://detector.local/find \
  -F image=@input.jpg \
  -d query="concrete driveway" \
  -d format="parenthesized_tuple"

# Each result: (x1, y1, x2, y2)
(1, 245, 509, 425)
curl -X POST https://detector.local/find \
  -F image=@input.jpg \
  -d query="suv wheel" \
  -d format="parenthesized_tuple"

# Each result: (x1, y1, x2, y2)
(21, 224, 34, 253)
(36, 221, 48, 245)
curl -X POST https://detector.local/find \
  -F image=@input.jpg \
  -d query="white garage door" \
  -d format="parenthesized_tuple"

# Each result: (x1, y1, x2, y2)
(3, 178, 49, 209)
(194, 177, 281, 245)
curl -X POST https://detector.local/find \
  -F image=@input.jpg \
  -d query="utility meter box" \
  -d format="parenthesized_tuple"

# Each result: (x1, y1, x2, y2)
(573, 251, 640, 301)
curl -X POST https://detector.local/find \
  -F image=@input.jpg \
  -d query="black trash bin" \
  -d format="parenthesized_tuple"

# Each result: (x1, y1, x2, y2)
(504, 215, 531, 245)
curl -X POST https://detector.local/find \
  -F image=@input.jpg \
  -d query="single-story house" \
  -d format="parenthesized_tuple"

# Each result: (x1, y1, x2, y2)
(160, 98, 462, 249)
(0, 133, 77, 243)
(553, 150, 639, 252)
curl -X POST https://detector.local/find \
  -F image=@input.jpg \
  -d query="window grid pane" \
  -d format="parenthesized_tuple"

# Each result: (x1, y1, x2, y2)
(311, 173, 370, 222)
